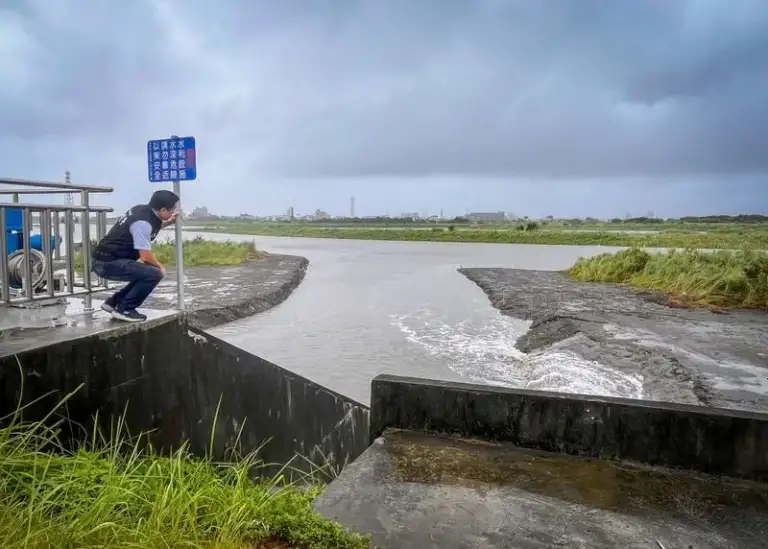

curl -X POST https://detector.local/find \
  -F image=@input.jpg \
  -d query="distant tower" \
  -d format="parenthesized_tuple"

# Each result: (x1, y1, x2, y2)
(64, 170, 74, 206)
(350, 196, 356, 218)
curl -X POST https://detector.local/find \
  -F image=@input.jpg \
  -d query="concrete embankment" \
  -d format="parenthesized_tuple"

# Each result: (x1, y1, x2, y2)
(0, 314, 368, 476)
(314, 374, 768, 548)
(93, 253, 309, 329)
(459, 268, 768, 412)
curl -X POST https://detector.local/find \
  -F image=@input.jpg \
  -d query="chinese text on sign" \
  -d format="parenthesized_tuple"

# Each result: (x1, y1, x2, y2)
(147, 137, 197, 182)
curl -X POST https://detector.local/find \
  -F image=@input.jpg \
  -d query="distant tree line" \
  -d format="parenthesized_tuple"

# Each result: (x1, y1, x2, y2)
(207, 213, 767, 225)
(677, 214, 767, 223)
(608, 217, 665, 224)
(607, 215, 767, 224)
(300, 216, 470, 224)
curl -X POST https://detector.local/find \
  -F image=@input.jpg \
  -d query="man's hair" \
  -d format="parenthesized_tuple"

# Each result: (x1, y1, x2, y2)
(149, 190, 180, 211)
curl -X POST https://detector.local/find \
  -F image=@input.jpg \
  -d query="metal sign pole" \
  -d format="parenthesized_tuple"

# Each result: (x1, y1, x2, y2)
(148, 134, 195, 312)
(171, 134, 184, 311)
(173, 179, 184, 310)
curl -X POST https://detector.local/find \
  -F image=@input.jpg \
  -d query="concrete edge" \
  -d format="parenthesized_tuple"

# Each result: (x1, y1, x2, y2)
(370, 374, 768, 481)
(183, 255, 309, 330)
(371, 374, 768, 420)
(185, 323, 371, 412)
(0, 313, 183, 359)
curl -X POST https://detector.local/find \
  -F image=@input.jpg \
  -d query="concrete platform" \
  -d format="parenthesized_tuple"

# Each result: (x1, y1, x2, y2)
(315, 429, 768, 548)
(0, 302, 176, 358)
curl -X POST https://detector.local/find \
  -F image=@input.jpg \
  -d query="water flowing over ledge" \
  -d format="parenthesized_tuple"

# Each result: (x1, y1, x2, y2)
(459, 267, 768, 412)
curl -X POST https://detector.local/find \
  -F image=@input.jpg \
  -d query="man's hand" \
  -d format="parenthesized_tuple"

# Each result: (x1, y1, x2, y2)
(139, 249, 165, 274)
(162, 211, 180, 228)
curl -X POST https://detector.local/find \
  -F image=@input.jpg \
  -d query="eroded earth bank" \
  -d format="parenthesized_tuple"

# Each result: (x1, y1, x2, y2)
(460, 268, 768, 412)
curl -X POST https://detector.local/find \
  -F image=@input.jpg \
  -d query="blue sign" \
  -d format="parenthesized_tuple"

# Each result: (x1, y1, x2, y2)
(147, 136, 197, 183)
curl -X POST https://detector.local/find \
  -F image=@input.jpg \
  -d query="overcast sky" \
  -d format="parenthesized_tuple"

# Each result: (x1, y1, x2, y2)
(2, 0, 767, 218)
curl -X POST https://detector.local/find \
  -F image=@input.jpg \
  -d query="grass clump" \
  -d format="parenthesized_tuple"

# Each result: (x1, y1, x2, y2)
(77, 237, 262, 270)
(0, 404, 370, 548)
(568, 247, 768, 309)
(154, 236, 263, 266)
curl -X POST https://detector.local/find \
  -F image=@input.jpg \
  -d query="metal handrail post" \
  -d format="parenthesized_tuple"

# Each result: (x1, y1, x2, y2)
(98, 211, 108, 289)
(41, 208, 54, 297)
(0, 208, 9, 303)
(65, 210, 75, 295)
(22, 207, 33, 299)
(53, 211, 61, 259)
(95, 211, 105, 288)
(81, 189, 92, 310)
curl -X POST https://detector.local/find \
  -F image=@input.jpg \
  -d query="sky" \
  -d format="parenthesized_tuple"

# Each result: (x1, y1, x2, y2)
(1, 0, 767, 218)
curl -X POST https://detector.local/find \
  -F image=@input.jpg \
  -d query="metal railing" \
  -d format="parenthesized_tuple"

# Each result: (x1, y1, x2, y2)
(0, 173, 114, 311)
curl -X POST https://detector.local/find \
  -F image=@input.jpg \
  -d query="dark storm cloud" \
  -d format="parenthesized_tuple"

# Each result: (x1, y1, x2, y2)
(249, 0, 768, 177)
(1, 0, 768, 214)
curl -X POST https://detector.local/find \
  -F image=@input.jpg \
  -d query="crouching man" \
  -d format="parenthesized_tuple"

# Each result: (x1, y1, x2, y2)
(91, 190, 180, 322)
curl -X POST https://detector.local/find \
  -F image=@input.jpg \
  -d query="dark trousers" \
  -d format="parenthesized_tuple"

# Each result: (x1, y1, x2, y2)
(92, 259, 163, 312)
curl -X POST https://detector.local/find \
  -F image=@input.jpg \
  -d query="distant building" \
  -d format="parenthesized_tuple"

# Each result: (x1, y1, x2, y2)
(313, 209, 331, 220)
(400, 212, 421, 220)
(467, 211, 509, 222)
(190, 206, 210, 218)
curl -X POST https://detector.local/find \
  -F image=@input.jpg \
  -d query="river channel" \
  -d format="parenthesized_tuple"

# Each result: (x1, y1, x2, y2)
(174, 232, 642, 404)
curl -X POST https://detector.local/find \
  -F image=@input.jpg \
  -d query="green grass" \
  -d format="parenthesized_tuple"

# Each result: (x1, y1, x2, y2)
(194, 224, 768, 250)
(153, 237, 262, 266)
(0, 386, 370, 549)
(77, 238, 262, 270)
(568, 247, 768, 309)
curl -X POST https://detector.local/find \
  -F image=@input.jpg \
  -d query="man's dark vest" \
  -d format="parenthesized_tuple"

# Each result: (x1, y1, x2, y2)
(92, 204, 162, 261)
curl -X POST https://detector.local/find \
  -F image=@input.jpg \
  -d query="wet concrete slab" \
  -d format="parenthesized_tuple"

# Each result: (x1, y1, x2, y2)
(0, 304, 176, 358)
(315, 429, 768, 549)
(460, 268, 768, 412)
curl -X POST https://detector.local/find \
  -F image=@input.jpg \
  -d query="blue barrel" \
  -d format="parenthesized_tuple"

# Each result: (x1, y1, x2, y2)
(29, 233, 58, 252)
(4, 208, 23, 231)
(5, 231, 22, 254)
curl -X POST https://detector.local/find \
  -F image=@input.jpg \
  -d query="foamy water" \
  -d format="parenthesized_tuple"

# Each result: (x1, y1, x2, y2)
(392, 309, 644, 399)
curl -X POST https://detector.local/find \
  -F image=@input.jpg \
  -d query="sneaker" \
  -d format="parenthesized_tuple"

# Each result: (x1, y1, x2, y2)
(101, 298, 116, 313)
(111, 309, 147, 323)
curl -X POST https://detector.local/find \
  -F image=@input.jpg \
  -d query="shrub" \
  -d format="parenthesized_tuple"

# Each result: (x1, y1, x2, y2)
(569, 247, 768, 309)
